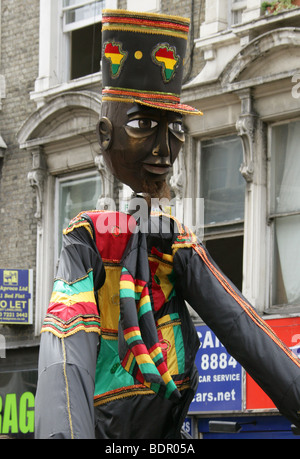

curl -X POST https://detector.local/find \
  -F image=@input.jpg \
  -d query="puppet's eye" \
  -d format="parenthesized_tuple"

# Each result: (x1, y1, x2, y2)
(169, 122, 185, 133)
(127, 119, 158, 129)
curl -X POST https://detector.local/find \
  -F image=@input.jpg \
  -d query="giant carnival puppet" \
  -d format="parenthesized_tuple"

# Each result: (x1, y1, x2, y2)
(35, 9, 300, 439)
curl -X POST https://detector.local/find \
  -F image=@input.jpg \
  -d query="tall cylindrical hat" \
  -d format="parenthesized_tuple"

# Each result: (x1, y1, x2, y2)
(101, 9, 202, 116)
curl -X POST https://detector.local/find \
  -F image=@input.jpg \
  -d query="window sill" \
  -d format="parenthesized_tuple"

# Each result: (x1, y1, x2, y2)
(263, 304, 300, 317)
(30, 72, 102, 108)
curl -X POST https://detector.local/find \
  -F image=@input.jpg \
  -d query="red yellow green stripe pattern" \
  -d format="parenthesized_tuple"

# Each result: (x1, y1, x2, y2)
(101, 9, 203, 116)
(119, 266, 180, 400)
(102, 87, 202, 115)
(63, 215, 94, 239)
(94, 378, 191, 407)
(41, 271, 100, 338)
(104, 42, 127, 78)
(102, 9, 190, 40)
(102, 87, 180, 103)
(121, 337, 178, 399)
(157, 313, 185, 375)
(153, 45, 179, 82)
(41, 314, 101, 339)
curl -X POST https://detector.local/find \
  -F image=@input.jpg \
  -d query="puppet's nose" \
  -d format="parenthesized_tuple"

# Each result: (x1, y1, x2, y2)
(152, 123, 170, 158)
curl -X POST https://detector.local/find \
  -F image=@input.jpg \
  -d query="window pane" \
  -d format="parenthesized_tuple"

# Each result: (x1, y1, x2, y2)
(273, 215, 300, 306)
(201, 135, 245, 226)
(64, 1, 103, 25)
(64, 0, 86, 5)
(206, 236, 244, 291)
(71, 22, 101, 79)
(57, 174, 102, 254)
(271, 121, 300, 214)
(271, 121, 300, 306)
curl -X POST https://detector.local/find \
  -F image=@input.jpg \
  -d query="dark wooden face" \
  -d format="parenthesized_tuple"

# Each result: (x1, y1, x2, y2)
(98, 102, 185, 196)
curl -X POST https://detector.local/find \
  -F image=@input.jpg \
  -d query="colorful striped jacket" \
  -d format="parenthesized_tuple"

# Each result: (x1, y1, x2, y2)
(35, 207, 300, 439)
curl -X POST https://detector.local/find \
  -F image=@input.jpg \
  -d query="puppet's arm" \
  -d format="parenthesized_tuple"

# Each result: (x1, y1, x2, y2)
(35, 221, 105, 439)
(174, 243, 300, 429)
(35, 330, 99, 438)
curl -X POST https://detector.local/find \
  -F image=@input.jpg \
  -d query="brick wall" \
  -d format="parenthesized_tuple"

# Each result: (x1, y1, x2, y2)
(0, 0, 39, 343)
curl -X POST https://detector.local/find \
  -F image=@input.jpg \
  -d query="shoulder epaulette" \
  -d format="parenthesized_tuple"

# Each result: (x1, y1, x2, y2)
(63, 210, 95, 240)
(150, 211, 197, 251)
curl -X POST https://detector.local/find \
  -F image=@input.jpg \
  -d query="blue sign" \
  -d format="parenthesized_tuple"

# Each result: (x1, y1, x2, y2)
(183, 417, 193, 437)
(0, 270, 33, 325)
(189, 325, 242, 413)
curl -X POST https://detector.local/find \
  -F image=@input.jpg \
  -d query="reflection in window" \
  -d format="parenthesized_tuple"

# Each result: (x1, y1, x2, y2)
(63, 0, 102, 26)
(271, 121, 300, 306)
(200, 135, 245, 227)
(57, 172, 102, 255)
(200, 134, 245, 293)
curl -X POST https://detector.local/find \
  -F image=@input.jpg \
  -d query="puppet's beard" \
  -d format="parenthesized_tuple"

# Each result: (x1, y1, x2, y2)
(141, 179, 171, 204)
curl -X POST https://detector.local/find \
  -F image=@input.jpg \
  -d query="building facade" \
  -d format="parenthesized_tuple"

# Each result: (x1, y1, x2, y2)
(0, 0, 300, 438)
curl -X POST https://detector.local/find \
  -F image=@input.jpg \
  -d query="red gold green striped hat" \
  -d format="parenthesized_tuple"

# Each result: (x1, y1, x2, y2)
(101, 9, 202, 116)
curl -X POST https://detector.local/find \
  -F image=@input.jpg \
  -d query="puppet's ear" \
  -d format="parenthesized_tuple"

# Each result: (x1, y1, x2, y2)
(97, 117, 113, 151)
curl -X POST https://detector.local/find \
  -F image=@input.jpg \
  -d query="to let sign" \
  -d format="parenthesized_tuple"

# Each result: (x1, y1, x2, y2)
(189, 325, 242, 413)
(0, 270, 33, 325)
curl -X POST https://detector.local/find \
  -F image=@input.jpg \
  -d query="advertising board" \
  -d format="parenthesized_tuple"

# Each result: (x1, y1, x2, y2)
(0, 269, 33, 325)
(246, 317, 300, 411)
(189, 325, 243, 413)
(189, 318, 300, 415)
(0, 370, 37, 438)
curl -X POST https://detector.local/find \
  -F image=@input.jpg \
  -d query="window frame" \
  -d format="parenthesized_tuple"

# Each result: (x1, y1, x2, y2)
(195, 133, 246, 293)
(61, 0, 117, 82)
(62, 0, 103, 33)
(197, 133, 246, 240)
(54, 169, 102, 261)
(229, 0, 247, 26)
(267, 117, 300, 312)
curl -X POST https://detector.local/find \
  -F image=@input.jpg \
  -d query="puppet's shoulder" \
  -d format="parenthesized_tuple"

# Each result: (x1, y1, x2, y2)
(150, 211, 198, 251)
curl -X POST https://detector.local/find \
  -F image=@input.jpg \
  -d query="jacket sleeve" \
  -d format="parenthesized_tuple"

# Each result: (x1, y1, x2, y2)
(174, 243, 300, 429)
(35, 219, 105, 439)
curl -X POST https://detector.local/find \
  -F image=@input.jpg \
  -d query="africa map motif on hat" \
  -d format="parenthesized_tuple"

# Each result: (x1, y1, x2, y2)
(103, 42, 128, 78)
(152, 44, 179, 83)
(101, 9, 202, 116)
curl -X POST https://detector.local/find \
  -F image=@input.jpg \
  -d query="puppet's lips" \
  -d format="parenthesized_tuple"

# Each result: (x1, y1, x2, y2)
(143, 163, 171, 175)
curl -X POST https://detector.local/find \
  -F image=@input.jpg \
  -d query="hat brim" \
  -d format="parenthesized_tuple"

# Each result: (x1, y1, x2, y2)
(102, 94, 202, 116)
(135, 98, 203, 116)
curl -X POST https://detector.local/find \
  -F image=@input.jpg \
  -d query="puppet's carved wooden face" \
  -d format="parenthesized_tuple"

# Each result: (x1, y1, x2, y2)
(97, 102, 185, 197)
